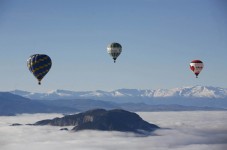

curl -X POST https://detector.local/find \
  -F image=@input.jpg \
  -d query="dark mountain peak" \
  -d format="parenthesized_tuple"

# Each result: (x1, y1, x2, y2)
(84, 108, 107, 114)
(34, 109, 160, 134)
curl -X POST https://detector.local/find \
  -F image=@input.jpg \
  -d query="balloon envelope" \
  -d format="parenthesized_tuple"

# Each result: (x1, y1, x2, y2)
(27, 54, 52, 85)
(190, 60, 204, 78)
(107, 42, 122, 63)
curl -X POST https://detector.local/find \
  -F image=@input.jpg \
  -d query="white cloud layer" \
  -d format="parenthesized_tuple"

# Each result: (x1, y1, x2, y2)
(0, 111, 227, 150)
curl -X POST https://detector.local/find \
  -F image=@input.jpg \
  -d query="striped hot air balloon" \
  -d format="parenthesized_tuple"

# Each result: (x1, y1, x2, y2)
(190, 60, 204, 78)
(27, 54, 52, 85)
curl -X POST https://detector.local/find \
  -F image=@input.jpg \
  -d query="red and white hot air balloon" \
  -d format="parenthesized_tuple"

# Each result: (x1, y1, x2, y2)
(190, 60, 204, 78)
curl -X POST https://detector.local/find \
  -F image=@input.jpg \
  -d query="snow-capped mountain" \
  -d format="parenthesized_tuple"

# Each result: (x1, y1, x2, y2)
(10, 86, 227, 100)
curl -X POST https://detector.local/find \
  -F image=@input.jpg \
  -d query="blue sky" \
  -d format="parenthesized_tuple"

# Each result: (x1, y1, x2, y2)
(0, 0, 226, 92)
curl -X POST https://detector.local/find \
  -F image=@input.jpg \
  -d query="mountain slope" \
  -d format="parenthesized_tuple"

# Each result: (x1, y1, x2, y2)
(0, 92, 77, 116)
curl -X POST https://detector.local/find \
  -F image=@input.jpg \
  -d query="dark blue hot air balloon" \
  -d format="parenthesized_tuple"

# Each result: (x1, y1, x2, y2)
(27, 54, 52, 85)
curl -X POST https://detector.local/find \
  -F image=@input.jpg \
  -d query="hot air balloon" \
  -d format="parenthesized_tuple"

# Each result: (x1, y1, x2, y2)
(190, 60, 204, 78)
(27, 54, 52, 85)
(107, 42, 122, 63)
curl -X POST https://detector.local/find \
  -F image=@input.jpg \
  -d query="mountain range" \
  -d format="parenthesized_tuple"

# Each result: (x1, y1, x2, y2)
(10, 85, 227, 100)
(1, 86, 227, 116)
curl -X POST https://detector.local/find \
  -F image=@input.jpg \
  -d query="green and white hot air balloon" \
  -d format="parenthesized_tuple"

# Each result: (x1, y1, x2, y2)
(107, 42, 122, 63)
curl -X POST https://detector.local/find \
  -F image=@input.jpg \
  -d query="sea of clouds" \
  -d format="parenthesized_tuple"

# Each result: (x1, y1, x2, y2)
(0, 111, 227, 150)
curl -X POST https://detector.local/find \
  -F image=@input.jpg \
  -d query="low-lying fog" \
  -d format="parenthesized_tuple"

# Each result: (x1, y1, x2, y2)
(0, 111, 227, 150)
